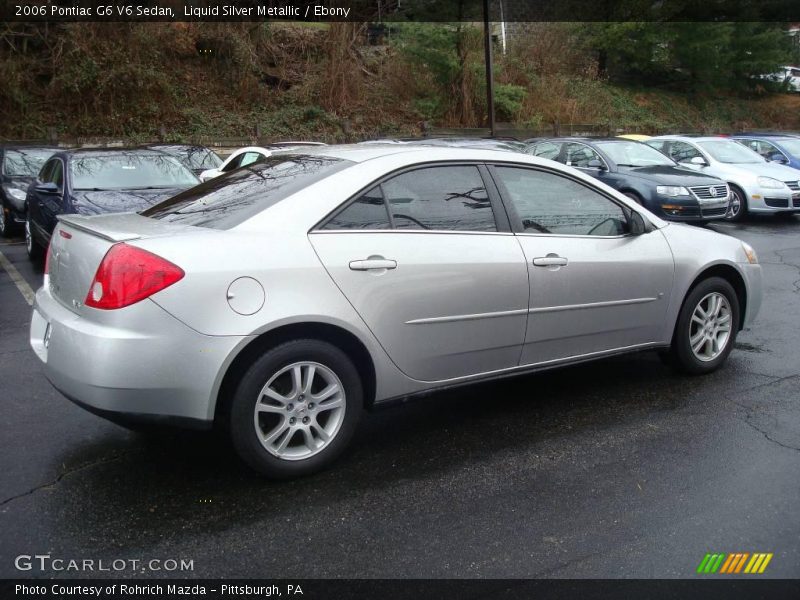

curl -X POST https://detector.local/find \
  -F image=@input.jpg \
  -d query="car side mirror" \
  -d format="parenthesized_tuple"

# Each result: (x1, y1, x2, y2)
(769, 153, 788, 164)
(587, 159, 605, 170)
(689, 156, 708, 166)
(35, 182, 60, 194)
(628, 210, 648, 235)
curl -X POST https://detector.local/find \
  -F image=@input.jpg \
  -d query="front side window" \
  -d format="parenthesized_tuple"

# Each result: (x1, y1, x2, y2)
(50, 160, 63, 188)
(667, 141, 702, 164)
(563, 143, 604, 169)
(493, 166, 628, 236)
(528, 142, 561, 160)
(380, 166, 496, 232)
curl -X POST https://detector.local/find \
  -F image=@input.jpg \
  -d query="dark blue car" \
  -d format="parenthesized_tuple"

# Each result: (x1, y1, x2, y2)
(25, 148, 199, 259)
(526, 138, 731, 223)
(732, 134, 800, 172)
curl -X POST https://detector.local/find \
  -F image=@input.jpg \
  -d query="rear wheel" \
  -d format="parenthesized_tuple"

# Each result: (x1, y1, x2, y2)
(25, 213, 43, 260)
(725, 185, 747, 222)
(229, 339, 362, 478)
(669, 277, 740, 375)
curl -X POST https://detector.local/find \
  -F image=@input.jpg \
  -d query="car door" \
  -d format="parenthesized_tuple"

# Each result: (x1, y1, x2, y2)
(488, 164, 675, 365)
(38, 158, 65, 238)
(309, 164, 530, 382)
(28, 158, 61, 242)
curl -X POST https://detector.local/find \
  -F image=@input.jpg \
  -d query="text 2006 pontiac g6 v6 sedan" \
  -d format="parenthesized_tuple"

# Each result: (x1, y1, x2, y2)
(30, 145, 762, 477)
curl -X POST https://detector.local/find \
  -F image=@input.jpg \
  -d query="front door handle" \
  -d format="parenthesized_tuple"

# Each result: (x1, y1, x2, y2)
(532, 255, 569, 267)
(349, 258, 397, 271)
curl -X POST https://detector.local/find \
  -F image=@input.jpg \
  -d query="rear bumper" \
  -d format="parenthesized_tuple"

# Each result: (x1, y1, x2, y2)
(31, 285, 248, 425)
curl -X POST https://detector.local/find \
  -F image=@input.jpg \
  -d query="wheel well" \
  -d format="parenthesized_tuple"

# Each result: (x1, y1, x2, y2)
(685, 265, 748, 331)
(213, 322, 377, 425)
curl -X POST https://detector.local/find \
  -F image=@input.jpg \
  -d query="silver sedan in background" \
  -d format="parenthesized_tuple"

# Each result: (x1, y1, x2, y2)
(30, 145, 762, 477)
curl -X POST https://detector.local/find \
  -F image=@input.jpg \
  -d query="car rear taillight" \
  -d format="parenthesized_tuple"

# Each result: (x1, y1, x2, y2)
(84, 243, 184, 310)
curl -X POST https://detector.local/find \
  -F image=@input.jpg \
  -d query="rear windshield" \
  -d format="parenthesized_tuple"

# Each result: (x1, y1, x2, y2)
(142, 154, 352, 229)
(71, 153, 199, 190)
(3, 149, 56, 177)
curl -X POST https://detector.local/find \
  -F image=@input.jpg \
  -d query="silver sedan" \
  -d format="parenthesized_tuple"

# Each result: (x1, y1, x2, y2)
(30, 145, 763, 477)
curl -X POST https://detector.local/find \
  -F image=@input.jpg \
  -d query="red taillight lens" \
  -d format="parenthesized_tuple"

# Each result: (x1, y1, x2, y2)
(84, 243, 184, 310)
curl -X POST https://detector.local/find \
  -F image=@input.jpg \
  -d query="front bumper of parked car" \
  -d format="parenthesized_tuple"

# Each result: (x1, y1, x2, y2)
(30, 284, 249, 428)
(658, 196, 729, 221)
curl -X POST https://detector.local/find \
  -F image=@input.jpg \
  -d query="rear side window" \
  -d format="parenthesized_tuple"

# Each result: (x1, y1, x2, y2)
(381, 166, 496, 231)
(324, 186, 391, 230)
(667, 141, 702, 164)
(144, 155, 351, 229)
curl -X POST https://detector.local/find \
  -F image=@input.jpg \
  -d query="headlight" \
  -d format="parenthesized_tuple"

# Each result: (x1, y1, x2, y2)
(741, 241, 758, 264)
(756, 176, 786, 190)
(656, 185, 690, 197)
(3, 186, 26, 201)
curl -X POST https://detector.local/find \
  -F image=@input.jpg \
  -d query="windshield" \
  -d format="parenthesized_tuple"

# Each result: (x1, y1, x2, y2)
(159, 146, 222, 170)
(594, 141, 676, 167)
(142, 154, 351, 229)
(776, 138, 800, 157)
(698, 140, 764, 164)
(70, 153, 199, 190)
(3, 149, 56, 177)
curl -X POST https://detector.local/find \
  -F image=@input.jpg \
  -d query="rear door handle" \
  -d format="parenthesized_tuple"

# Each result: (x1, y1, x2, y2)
(349, 258, 397, 271)
(532, 255, 569, 267)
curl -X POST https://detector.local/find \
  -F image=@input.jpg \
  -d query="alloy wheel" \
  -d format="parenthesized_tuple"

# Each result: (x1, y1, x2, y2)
(689, 292, 732, 362)
(726, 190, 742, 220)
(24, 217, 32, 253)
(0, 207, 6, 235)
(253, 361, 346, 461)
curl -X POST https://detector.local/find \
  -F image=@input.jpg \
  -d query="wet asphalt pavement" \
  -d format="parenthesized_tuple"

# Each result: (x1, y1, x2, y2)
(0, 217, 798, 580)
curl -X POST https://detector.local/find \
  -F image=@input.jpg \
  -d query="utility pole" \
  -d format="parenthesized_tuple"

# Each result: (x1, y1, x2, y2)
(483, 0, 496, 137)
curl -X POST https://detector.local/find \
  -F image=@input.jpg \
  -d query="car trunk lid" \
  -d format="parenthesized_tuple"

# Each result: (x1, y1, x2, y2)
(48, 213, 193, 315)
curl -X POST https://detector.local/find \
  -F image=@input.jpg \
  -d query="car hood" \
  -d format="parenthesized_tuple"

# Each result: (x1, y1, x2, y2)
(618, 165, 723, 186)
(71, 187, 185, 215)
(724, 161, 800, 182)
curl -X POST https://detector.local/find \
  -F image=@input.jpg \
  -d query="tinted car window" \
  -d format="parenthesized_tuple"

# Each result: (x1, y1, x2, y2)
(38, 159, 55, 183)
(50, 160, 64, 188)
(239, 152, 263, 168)
(667, 141, 703, 163)
(493, 166, 628, 236)
(380, 166, 496, 232)
(144, 155, 351, 230)
(70, 153, 197, 190)
(563, 143, 604, 168)
(324, 186, 391, 230)
(2, 149, 56, 177)
(529, 141, 561, 159)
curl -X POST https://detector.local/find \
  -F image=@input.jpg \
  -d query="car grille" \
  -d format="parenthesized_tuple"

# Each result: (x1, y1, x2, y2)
(701, 206, 728, 217)
(689, 184, 729, 200)
(784, 180, 800, 192)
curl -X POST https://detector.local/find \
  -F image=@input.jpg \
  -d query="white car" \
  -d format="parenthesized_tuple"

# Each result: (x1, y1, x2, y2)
(762, 66, 800, 92)
(199, 147, 272, 182)
(199, 143, 328, 182)
(647, 136, 800, 221)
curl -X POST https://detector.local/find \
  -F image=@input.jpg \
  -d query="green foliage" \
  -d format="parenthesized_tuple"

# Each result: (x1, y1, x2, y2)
(493, 84, 526, 121)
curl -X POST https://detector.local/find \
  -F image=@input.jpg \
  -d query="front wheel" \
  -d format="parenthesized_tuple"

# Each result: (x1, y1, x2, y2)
(25, 213, 43, 260)
(669, 277, 740, 375)
(725, 186, 747, 222)
(229, 339, 363, 478)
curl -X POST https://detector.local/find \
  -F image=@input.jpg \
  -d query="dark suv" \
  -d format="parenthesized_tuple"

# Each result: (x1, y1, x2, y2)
(526, 138, 731, 222)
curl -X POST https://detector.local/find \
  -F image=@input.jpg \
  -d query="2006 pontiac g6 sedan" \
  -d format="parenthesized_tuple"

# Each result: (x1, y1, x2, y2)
(30, 145, 763, 477)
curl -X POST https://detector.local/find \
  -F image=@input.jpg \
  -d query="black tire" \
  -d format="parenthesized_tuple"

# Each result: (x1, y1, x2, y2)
(725, 185, 747, 222)
(25, 212, 43, 260)
(669, 277, 740, 375)
(0, 202, 15, 238)
(229, 339, 363, 478)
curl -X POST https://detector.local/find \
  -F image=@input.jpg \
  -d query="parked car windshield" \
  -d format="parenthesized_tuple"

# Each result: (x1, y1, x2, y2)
(776, 138, 800, 157)
(70, 153, 199, 190)
(143, 154, 352, 229)
(3, 149, 56, 177)
(698, 140, 764, 164)
(158, 146, 222, 170)
(594, 141, 676, 167)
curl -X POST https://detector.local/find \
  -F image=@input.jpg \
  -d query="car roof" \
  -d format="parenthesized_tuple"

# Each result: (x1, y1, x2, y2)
(272, 143, 559, 164)
(649, 135, 730, 142)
